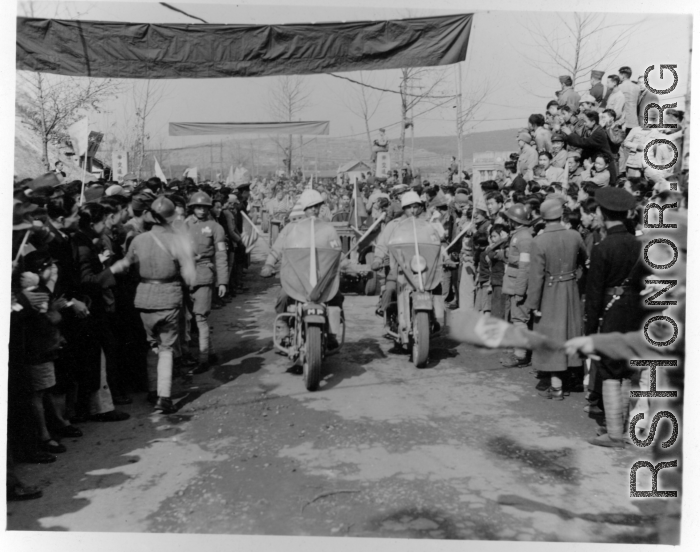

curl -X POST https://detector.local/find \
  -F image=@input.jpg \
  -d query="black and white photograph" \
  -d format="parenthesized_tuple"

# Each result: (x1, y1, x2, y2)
(2, 0, 696, 550)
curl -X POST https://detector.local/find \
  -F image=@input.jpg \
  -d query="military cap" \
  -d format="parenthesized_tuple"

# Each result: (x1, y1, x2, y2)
(591, 70, 605, 80)
(594, 187, 636, 211)
(552, 132, 566, 143)
(106, 184, 128, 197)
(567, 150, 581, 160)
(559, 75, 572, 85)
(579, 93, 596, 104)
(540, 198, 564, 220)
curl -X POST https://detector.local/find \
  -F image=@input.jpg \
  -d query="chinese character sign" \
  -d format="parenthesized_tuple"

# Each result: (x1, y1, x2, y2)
(112, 151, 128, 182)
(376, 152, 390, 178)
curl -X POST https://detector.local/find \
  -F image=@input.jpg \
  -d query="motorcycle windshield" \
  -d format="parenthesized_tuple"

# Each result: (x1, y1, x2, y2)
(280, 218, 343, 303)
(281, 248, 342, 303)
(387, 217, 442, 291)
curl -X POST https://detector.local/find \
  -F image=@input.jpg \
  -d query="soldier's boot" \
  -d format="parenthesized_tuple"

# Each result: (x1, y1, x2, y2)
(589, 380, 625, 448)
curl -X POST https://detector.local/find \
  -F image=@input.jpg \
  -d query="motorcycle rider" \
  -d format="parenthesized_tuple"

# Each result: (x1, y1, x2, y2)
(260, 189, 344, 350)
(184, 191, 229, 375)
(371, 192, 444, 331)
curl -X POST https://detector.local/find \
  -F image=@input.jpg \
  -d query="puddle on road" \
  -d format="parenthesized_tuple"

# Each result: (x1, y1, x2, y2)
(38, 434, 225, 532)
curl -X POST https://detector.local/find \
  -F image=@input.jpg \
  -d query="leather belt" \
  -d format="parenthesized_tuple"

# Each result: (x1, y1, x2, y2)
(141, 277, 179, 284)
(546, 270, 577, 283)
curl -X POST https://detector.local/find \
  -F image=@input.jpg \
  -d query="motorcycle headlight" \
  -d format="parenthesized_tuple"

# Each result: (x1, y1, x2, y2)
(410, 255, 427, 274)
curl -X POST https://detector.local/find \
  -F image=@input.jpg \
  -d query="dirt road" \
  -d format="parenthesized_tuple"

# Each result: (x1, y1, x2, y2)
(7, 243, 663, 543)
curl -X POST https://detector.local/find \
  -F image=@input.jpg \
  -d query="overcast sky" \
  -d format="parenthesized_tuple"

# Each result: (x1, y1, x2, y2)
(15, 0, 693, 151)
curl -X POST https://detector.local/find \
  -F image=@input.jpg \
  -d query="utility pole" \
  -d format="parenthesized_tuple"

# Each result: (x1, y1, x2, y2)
(220, 140, 223, 182)
(455, 63, 464, 177)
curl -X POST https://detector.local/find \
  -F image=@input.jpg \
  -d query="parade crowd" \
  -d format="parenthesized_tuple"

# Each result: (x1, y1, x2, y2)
(7, 65, 687, 503)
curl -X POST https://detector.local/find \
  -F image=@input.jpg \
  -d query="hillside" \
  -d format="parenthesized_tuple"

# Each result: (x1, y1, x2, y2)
(14, 115, 520, 182)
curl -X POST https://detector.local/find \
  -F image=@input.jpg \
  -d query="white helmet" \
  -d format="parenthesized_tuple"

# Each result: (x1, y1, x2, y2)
(401, 191, 422, 208)
(300, 189, 324, 210)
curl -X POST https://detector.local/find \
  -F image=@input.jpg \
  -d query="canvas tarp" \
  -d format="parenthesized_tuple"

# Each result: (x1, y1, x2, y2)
(16, 14, 473, 79)
(169, 121, 330, 136)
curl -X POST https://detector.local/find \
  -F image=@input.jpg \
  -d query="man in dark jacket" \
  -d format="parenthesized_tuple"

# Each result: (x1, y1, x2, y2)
(585, 187, 646, 447)
(561, 109, 618, 183)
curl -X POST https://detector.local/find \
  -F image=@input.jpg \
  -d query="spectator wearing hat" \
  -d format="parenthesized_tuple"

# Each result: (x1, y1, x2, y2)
(584, 187, 648, 448)
(589, 70, 606, 105)
(604, 75, 626, 126)
(525, 198, 588, 399)
(516, 131, 538, 181)
(557, 75, 581, 113)
(560, 110, 618, 183)
(550, 133, 568, 169)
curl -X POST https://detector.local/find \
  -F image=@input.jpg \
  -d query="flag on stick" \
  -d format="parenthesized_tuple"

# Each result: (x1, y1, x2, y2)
(240, 211, 261, 253)
(226, 165, 235, 185)
(306, 176, 313, 190)
(68, 117, 89, 158)
(349, 180, 368, 229)
(154, 156, 167, 183)
(183, 167, 198, 180)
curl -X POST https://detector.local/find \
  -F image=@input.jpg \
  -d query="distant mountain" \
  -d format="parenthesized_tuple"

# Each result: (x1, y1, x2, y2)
(412, 128, 520, 167)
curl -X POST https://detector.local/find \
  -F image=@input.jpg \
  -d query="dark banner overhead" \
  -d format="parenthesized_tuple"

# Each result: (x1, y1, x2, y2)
(169, 121, 330, 136)
(16, 14, 473, 79)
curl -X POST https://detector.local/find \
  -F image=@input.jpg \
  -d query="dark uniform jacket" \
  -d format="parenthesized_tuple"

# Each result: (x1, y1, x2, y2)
(584, 224, 645, 336)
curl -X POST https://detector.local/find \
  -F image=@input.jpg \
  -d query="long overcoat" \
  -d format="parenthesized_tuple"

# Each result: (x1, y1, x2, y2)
(525, 223, 588, 372)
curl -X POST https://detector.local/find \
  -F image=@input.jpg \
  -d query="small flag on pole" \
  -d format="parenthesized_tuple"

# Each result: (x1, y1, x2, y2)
(226, 166, 235, 185)
(306, 176, 313, 190)
(240, 211, 260, 253)
(183, 167, 198, 180)
(154, 156, 167, 183)
(67, 117, 89, 158)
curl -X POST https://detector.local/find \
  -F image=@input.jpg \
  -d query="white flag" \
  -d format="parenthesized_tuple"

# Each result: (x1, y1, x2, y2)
(68, 117, 89, 158)
(154, 156, 167, 183)
(226, 165, 235, 185)
(183, 167, 198, 180)
(306, 175, 313, 190)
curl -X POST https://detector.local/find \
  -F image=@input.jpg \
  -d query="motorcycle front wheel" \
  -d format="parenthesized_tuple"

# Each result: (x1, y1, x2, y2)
(412, 311, 430, 368)
(303, 325, 323, 391)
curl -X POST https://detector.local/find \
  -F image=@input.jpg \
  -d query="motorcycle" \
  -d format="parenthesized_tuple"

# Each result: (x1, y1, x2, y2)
(386, 215, 443, 368)
(272, 216, 345, 391)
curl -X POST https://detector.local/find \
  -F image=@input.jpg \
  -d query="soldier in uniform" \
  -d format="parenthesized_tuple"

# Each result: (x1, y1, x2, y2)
(525, 198, 588, 399)
(550, 133, 569, 169)
(184, 192, 229, 374)
(500, 203, 534, 368)
(589, 69, 606, 106)
(260, 189, 344, 349)
(584, 187, 646, 447)
(118, 197, 196, 414)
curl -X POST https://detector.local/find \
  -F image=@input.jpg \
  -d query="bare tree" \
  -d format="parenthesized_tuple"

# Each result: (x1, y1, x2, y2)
(454, 73, 495, 173)
(131, 80, 170, 179)
(516, 12, 647, 97)
(266, 75, 311, 175)
(339, 72, 389, 159)
(16, 72, 121, 170)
